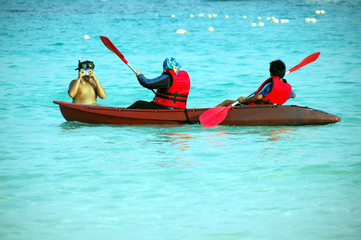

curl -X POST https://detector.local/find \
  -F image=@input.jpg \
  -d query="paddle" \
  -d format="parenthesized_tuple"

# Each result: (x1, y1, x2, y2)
(100, 36, 157, 94)
(100, 36, 137, 74)
(199, 52, 321, 127)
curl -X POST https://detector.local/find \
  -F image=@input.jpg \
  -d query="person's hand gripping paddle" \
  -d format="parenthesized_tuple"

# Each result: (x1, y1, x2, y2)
(199, 52, 321, 127)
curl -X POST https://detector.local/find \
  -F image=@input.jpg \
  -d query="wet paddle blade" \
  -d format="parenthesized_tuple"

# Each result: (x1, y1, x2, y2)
(100, 36, 128, 64)
(288, 52, 320, 73)
(200, 105, 232, 127)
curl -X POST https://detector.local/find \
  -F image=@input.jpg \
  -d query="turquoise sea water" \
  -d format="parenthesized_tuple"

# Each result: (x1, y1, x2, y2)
(1, 0, 361, 239)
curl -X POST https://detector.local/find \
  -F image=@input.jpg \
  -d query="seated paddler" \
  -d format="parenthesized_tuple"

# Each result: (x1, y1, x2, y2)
(218, 60, 296, 106)
(127, 57, 191, 109)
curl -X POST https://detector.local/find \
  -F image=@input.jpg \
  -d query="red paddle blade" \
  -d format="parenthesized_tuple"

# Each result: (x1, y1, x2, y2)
(288, 52, 320, 73)
(200, 105, 232, 127)
(100, 36, 128, 64)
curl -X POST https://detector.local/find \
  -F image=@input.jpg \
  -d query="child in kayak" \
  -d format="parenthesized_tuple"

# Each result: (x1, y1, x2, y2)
(127, 57, 191, 109)
(219, 60, 296, 106)
(68, 59, 106, 105)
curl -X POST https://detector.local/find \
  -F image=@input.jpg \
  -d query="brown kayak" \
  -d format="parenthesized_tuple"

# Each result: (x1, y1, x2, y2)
(53, 100, 341, 126)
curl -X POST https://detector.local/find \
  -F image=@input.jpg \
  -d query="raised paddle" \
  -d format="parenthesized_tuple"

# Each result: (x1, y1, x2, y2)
(100, 36, 137, 74)
(100, 36, 157, 94)
(200, 52, 321, 127)
(286, 52, 320, 74)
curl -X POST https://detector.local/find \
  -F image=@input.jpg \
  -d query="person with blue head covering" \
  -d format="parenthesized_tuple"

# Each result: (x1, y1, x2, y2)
(128, 57, 191, 109)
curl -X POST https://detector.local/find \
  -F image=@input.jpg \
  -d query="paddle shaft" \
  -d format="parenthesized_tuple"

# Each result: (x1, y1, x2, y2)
(126, 63, 137, 74)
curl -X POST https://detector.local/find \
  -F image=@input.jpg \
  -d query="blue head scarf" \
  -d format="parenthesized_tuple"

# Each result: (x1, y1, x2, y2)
(163, 57, 181, 75)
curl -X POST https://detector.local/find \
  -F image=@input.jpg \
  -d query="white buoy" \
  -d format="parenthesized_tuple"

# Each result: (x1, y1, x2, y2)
(242, 15, 247, 19)
(212, 14, 217, 17)
(257, 16, 262, 20)
(225, 15, 229, 19)
(189, 14, 194, 18)
(280, 19, 289, 23)
(83, 35, 90, 39)
(258, 22, 264, 27)
(208, 27, 214, 32)
(176, 29, 187, 34)
(272, 18, 280, 23)
(208, 14, 212, 18)
(251, 23, 257, 27)
(305, 18, 317, 23)
(315, 10, 326, 14)
(199, 13, 204, 17)
(171, 14, 176, 18)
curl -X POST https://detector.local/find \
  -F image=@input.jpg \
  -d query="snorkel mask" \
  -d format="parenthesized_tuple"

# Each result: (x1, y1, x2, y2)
(75, 59, 95, 76)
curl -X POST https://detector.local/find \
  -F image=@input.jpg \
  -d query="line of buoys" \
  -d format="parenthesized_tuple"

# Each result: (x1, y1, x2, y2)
(267, 17, 289, 23)
(176, 27, 216, 33)
(305, 18, 317, 23)
(173, 10, 326, 33)
(315, 10, 326, 14)
(251, 22, 265, 27)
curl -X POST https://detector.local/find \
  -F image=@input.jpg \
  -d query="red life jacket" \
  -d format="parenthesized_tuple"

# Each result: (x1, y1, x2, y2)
(153, 69, 190, 109)
(249, 76, 292, 105)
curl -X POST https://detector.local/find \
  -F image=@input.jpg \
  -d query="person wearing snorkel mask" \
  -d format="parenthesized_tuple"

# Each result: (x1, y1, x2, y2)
(68, 60, 106, 105)
(127, 57, 191, 109)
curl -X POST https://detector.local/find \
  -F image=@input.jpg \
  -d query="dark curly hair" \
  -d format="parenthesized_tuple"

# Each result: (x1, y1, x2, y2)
(269, 60, 286, 78)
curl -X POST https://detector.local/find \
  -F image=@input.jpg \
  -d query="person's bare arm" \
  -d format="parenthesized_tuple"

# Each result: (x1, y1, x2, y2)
(68, 70, 84, 98)
(238, 93, 263, 104)
(90, 70, 106, 99)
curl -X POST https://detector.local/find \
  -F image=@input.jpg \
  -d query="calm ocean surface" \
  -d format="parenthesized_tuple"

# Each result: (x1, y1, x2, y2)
(1, 0, 361, 239)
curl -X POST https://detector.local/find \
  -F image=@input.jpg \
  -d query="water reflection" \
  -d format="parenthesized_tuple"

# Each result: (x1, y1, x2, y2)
(58, 121, 314, 168)
(160, 133, 196, 151)
(202, 127, 300, 143)
(246, 128, 297, 142)
(148, 126, 304, 168)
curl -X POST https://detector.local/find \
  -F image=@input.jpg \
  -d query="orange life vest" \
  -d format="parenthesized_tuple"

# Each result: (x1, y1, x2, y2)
(249, 76, 292, 105)
(153, 69, 190, 109)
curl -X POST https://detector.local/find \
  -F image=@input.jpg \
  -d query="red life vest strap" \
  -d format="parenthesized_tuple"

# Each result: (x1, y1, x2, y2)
(155, 91, 188, 103)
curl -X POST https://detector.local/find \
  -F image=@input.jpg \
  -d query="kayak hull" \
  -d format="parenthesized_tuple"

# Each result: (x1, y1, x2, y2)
(53, 101, 341, 126)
